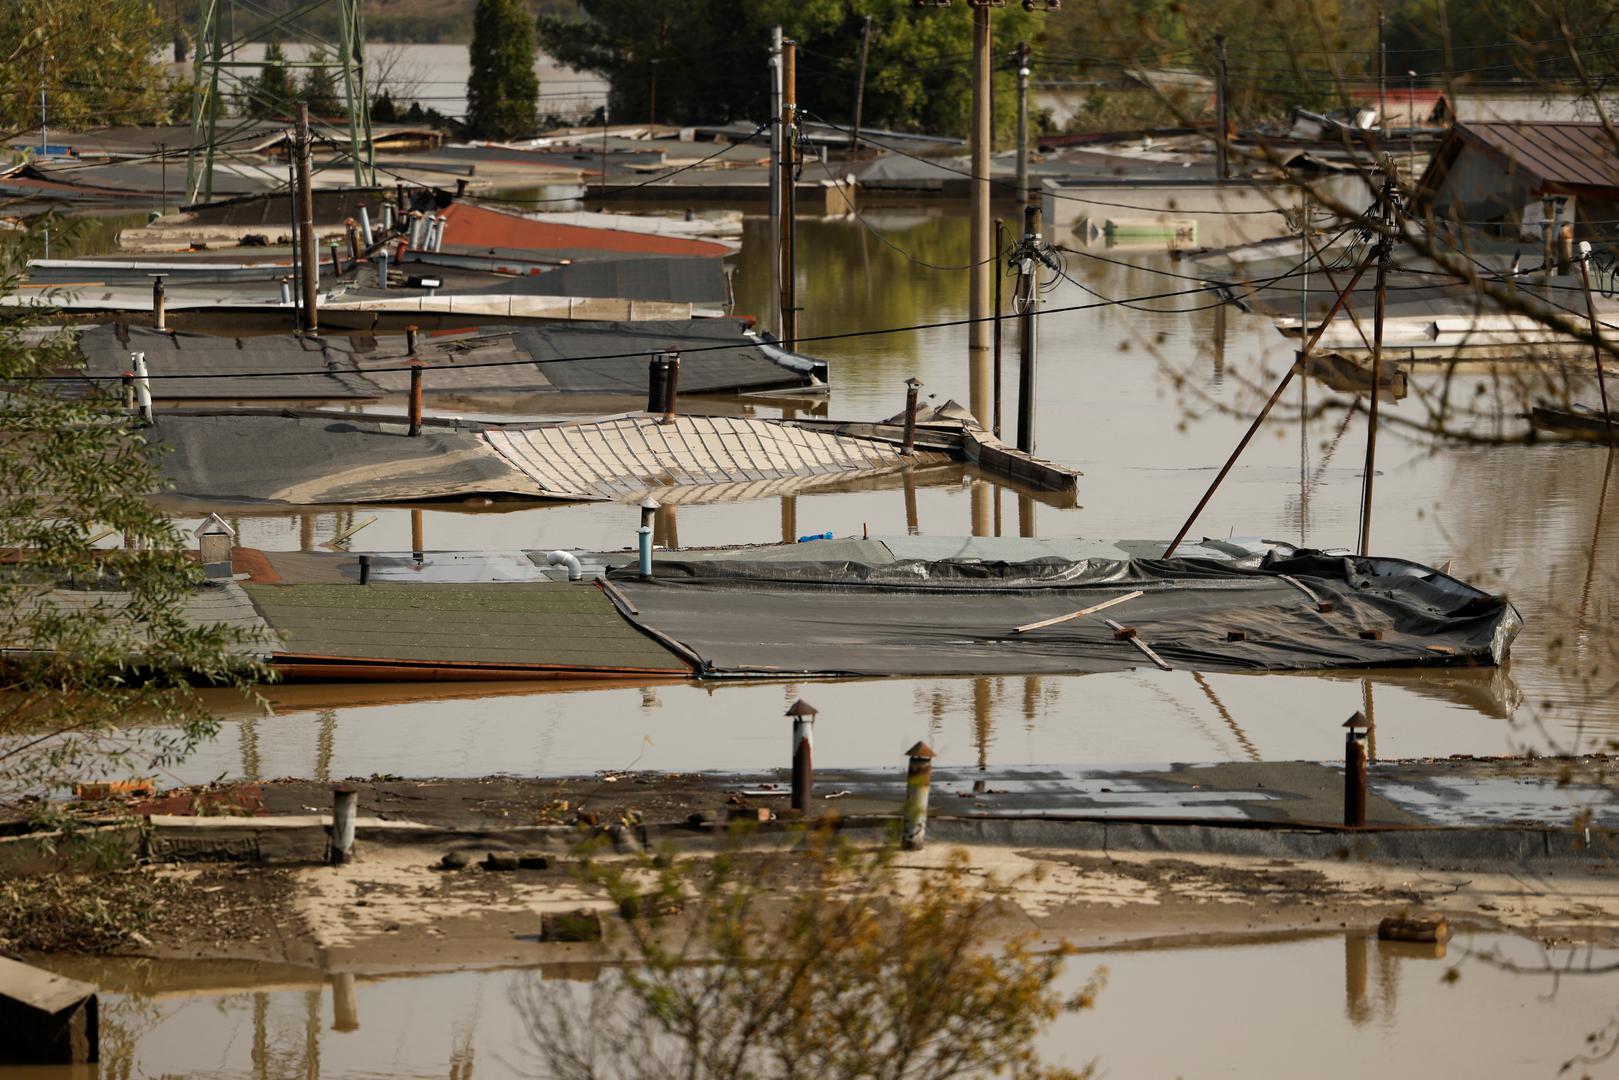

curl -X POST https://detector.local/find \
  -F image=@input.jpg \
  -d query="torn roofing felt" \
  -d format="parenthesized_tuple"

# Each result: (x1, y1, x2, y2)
(603, 552, 1523, 677)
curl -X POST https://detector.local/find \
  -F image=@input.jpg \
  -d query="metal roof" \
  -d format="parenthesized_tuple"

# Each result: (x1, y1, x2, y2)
(1459, 121, 1619, 190)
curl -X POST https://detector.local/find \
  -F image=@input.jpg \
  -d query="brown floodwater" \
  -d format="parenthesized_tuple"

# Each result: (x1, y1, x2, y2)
(13, 931, 1617, 1078)
(144, 209, 1619, 777)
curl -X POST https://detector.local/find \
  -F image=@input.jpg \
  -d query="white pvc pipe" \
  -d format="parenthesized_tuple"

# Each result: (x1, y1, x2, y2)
(432, 215, 447, 252)
(358, 206, 374, 248)
(132, 351, 152, 424)
(546, 550, 583, 581)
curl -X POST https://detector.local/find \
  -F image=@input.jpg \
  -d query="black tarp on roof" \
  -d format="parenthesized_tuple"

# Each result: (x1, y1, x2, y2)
(512, 320, 823, 393)
(67, 320, 822, 400)
(605, 553, 1522, 677)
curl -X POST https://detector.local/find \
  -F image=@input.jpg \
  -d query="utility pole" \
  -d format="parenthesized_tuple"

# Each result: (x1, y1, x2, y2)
(1377, 6, 1387, 140)
(39, 53, 49, 158)
(295, 103, 319, 333)
(648, 59, 660, 129)
(1015, 203, 1042, 455)
(768, 26, 783, 339)
(969, 1, 993, 432)
(1358, 165, 1397, 557)
(1213, 34, 1230, 180)
(851, 15, 873, 151)
(159, 143, 168, 214)
(1016, 42, 1031, 205)
(779, 39, 799, 350)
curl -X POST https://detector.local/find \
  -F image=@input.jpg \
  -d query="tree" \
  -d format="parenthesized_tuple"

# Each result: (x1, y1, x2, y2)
(537, 0, 1045, 138)
(466, 0, 540, 140)
(301, 46, 342, 119)
(517, 830, 1101, 1080)
(0, 230, 270, 815)
(0, 0, 180, 132)
(243, 36, 296, 119)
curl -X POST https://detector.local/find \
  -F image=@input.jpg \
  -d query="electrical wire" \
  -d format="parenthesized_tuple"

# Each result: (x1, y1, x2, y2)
(24, 259, 1332, 386)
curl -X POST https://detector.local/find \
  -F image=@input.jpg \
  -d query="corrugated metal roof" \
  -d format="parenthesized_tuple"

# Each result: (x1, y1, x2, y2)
(243, 581, 685, 672)
(1461, 121, 1619, 190)
(483, 415, 949, 502)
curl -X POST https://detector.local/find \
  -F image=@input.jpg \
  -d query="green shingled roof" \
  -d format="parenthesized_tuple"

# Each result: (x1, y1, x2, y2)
(243, 582, 685, 672)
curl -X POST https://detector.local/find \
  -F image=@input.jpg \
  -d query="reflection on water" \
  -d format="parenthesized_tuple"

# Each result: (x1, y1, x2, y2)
(162, 664, 1528, 787)
(120, 210, 1619, 763)
(19, 932, 1616, 1079)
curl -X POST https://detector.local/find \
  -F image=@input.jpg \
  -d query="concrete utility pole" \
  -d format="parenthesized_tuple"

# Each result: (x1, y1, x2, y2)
(768, 25, 783, 338)
(851, 15, 874, 151)
(1016, 42, 1032, 205)
(1213, 34, 1230, 180)
(295, 104, 319, 333)
(1377, 7, 1387, 139)
(968, 2, 993, 432)
(779, 39, 799, 349)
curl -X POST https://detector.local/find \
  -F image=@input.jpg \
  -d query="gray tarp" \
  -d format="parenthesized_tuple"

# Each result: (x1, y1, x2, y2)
(606, 552, 1522, 677)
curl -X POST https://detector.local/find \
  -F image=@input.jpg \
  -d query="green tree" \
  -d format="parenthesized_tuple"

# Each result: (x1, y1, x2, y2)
(243, 36, 296, 119)
(0, 0, 180, 132)
(466, 0, 540, 139)
(537, 1, 1045, 138)
(0, 231, 270, 815)
(301, 46, 343, 118)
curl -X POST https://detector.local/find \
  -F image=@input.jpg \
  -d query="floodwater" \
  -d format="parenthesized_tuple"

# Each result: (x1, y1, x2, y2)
(14, 932, 1618, 1078)
(131, 206, 1619, 781)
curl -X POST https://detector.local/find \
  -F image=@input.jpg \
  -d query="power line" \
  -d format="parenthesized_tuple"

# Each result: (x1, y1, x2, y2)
(30, 262, 1329, 386)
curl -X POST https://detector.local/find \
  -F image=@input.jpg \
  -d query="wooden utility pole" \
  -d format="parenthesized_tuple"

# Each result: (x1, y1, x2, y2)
(851, 15, 873, 151)
(1377, 6, 1387, 139)
(1213, 34, 1230, 180)
(1016, 42, 1031, 204)
(1016, 203, 1042, 454)
(768, 25, 783, 339)
(779, 40, 799, 349)
(1358, 169, 1396, 557)
(968, 3, 993, 430)
(295, 103, 319, 333)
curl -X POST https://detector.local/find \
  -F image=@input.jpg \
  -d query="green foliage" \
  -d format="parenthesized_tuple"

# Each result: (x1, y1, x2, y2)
(1385, 0, 1613, 80)
(466, 0, 541, 139)
(242, 36, 296, 119)
(537, 1, 1047, 138)
(518, 828, 1102, 1079)
(0, 0, 181, 132)
(0, 225, 270, 814)
(301, 46, 344, 119)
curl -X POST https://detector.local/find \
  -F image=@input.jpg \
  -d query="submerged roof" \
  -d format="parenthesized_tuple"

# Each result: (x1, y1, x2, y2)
(243, 581, 686, 673)
(69, 320, 820, 400)
(607, 551, 1522, 677)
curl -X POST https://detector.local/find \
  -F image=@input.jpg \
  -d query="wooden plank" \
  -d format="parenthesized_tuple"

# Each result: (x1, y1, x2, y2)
(1105, 618, 1173, 670)
(1277, 574, 1334, 613)
(1013, 590, 1144, 633)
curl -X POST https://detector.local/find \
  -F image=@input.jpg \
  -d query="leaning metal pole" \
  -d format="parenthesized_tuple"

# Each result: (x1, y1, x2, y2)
(1163, 242, 1382, 559)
